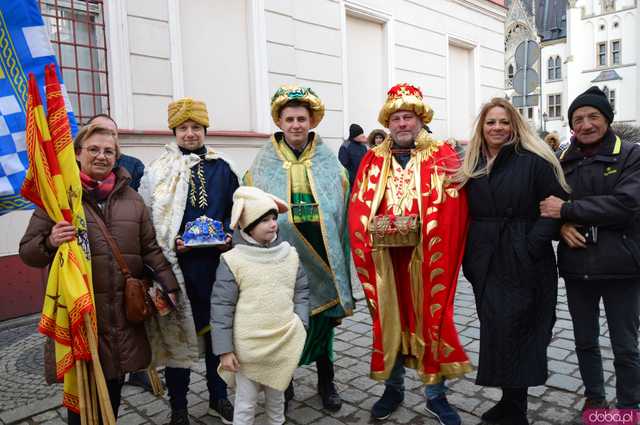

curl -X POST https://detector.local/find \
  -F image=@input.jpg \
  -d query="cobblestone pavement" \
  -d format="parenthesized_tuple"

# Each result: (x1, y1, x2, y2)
(0, 277, 615, 425)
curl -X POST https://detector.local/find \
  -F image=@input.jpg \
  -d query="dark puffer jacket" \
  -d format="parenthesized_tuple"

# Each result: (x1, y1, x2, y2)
(19, 167, 178, 380)
(558, 130, 640, 280)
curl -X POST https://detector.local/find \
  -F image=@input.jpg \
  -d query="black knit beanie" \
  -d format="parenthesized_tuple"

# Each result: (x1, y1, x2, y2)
(349, 123, 364, 140)
(568, 86, 614, 129)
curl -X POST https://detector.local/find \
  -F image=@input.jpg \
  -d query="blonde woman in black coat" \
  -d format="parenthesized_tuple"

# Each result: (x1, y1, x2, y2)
(456, 98, 570, 425)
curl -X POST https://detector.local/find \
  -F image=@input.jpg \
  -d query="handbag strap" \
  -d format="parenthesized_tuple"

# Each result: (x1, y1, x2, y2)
(85, 205, 132, 279)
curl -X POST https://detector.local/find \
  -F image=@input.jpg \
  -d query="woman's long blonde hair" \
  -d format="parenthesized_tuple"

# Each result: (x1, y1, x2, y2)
(456, 97, 570, 192)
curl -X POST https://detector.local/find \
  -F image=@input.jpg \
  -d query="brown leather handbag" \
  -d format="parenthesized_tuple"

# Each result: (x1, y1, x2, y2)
(86, 206, 154, 324)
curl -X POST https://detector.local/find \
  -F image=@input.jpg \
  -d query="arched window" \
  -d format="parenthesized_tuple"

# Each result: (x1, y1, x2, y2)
(548, 56, 561, 80)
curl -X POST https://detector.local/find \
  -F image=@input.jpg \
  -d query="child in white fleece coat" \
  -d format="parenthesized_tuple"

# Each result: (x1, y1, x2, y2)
(211, 186, 309, 425)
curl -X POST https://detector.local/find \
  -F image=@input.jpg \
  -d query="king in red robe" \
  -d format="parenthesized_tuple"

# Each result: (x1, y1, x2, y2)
(348, 84, 471, 393)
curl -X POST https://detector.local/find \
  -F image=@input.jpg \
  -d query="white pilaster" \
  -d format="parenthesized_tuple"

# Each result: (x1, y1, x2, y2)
(247, 0, 271, 133)
(104, 0, 133, 128)
(167, 0, 184, 100)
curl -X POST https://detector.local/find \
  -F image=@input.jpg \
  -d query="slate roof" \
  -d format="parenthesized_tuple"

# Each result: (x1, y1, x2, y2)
(507, 0, 566, 41)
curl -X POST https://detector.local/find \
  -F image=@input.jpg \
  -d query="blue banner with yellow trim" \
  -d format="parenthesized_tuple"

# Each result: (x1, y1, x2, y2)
(0, 0, 77, 215)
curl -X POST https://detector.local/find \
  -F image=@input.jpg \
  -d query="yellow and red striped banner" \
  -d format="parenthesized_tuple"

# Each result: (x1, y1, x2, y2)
(21, 64, 94, 413)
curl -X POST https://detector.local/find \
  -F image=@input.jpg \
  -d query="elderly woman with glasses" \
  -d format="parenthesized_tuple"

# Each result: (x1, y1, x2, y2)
(19, 124, 180, 424)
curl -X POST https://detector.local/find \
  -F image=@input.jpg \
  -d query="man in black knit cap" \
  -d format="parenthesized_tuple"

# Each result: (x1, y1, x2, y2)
(339, 123, 368, 187)
(540, 86, 640, 422)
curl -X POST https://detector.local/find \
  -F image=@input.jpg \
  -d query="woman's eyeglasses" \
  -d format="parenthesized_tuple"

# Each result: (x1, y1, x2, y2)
(82, 146, 116, 159)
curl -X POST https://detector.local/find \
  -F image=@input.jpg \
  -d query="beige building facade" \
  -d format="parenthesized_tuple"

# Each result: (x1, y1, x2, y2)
(1, 0, 506, 319)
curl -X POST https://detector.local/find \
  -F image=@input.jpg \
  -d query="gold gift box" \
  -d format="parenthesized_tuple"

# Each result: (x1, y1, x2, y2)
(368, 214, 421, 247)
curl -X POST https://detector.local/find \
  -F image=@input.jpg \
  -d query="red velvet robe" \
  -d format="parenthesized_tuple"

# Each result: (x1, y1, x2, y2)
(348, 131, 471, 384)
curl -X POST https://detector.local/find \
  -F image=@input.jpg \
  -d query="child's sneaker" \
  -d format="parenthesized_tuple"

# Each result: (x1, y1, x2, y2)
(208, 399, 234, 425)
(425, 395, 461, 425)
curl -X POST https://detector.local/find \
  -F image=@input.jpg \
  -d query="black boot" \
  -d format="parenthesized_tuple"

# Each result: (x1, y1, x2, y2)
(499, 388, 529, 425)
(284, 380, 294, 413)
(480, 387, 512, 424)
(316, 355, 342, 411)
(480, 399, 508, 424)
(166, 409, 190, 425)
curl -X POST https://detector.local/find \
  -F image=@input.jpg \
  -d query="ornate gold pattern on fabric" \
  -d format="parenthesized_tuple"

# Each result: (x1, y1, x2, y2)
(167, 97, 209, 129)
(428, 236, 442, 250)
(366, 143, 392, 223)
(414, 129, 440, 151)
(430, 268, 444, 281)
(357, 131, 471, 385)
(368, 214, 420, 247)
(420, 361, 474, 385)
(429, 252, 443, 265)
(278, 141, 313, 194)
(440, 340, 455, 358)
(426, 220, 438, 235)
(410, 244, 425, 354)
(277, 139, 319, 223)
(365, 153, 422, 247)
(378, 83, 434, 128)
(372, 248, 402, 380)
(305, 166, 348, 314)
(360, 215, 369, 229)
(370, 164, 381, 178)
(361, 282, 375, 293)
(385, 156, 418, 215)
(311, 299, 340, 316)
(354, 231, 366, 244)
(270, 85, 325, 128)
(431, 338, 439, 358)
(271, 135, 350, 316)
(366, 298, 377, 314)
(431, 284, 446, 296)
(357, 267, 370, 280)
(188, 162, 208, 208)
(431, 167, 446, 205)
(272, 137, 330, 278)
(401, 332, 423, 367)
(243, 170, 254, 186)
(446, 188, 459, 198)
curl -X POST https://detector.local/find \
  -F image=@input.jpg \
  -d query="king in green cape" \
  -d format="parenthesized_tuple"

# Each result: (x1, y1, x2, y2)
(244, 85, 353, 411)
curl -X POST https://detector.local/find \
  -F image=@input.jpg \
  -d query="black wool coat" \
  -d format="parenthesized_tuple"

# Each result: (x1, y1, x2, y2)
(462, 144, 566, 387)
